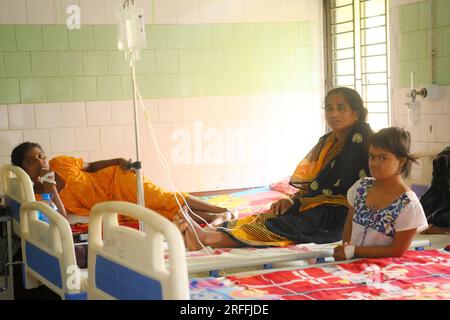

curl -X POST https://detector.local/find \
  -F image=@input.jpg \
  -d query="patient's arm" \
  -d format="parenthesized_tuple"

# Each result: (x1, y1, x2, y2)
(82, 158, 130, 172)
(334, 228, 417, 261)
(342, 207, 355, 244)
(353, 228, 417, 259)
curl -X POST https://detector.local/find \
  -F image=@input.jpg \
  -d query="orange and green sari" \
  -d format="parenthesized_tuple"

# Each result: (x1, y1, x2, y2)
(222, 122, 373, 247)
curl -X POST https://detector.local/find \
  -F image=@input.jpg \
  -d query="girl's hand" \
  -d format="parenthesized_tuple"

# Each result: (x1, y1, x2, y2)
(333, 245, 347, 261)
(269, 198, 294, 215)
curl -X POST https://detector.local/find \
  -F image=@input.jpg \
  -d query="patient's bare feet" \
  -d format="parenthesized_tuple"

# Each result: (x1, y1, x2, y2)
(208, 210, 238, 227)
(173, 211, 208, 251)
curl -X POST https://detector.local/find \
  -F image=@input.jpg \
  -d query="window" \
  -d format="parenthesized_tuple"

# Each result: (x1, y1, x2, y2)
(324, 0, 390, 131)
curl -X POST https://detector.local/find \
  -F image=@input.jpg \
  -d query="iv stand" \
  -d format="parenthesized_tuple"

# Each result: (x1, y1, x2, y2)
(118, 0, 146, 231)
(130, 61, 146, 231)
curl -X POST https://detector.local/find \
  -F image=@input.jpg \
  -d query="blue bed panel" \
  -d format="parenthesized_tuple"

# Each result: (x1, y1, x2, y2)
(95, 255, 163, 300)
(5, 197, 21, 222)
(25, 241, 63, 289)
(65, 292, 87, 300)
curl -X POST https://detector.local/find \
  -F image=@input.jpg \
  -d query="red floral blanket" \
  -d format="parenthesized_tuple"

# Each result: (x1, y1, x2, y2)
(190, 250, 450, 300)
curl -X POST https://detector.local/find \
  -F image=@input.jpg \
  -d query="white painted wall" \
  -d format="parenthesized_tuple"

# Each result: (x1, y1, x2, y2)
(390, 0, 450, 183)
(0, 0, 325, 192)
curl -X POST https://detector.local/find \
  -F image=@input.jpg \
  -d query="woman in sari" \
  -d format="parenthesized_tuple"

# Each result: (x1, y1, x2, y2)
(175, 87, 374, 250)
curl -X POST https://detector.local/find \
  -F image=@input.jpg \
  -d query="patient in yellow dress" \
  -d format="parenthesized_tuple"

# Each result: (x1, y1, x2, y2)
(11, 142, 231, 224)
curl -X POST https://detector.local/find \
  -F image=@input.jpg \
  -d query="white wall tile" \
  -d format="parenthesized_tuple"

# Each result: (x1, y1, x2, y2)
(217, 165, 242, 190)
(76, 126, 100, 151)
(89, 150, 120, 162)
(0, 156, 10, 166)
(104, 0, 154, 24)
(78, 0, 106, 24)
(0, 105, 8, 130)
(23, 129, 51, 152)
(0, 0, 27, 24)
(419, 99, 443, 114)
(61, 102, 87, 127)
(198, 0, 222, 23)
(170, 168, 198, 192)
(395, 115, 421, 140)
(411, 142, 429, 154)
(266, 0, 287, 22)
(202, 97, 228, 120)
(239, 164, 267, 187)
(436, 115, 450, 142)
(182, 97, 206, 121)
(222, 0, 244, 23)
(160, 145, 179, 168)
(428, 142, 450, 152)
(142, 100, 159, 123)
(176, 0, 200, 24)
(8, 104, 35, 130)
(244, 0, 266, 22)
(65, 151, 90, 161)
(111, 101, 134, 125)
(0, 131, 23, 156)
(50, 128, 76, 153)
(124, 123, 150, 149)
(158, 99, 187, 122)
(100, 125, 125, 150)
(225, 96, 247, 119)
(144, 169, 171, 190)
(35, 103, 62, 128)
(170, 122, 194, 164)
(197, 167, 220, 191)
(53, 0, 79, 25)
(140, 147, 164, 171)
(113, 148, 136, 160)
(137, 0, 154, 23)
(419, 114, 436, 142)
(86, 101, 111, 126)
(104, 0, 123, 24)
(154, 0, 177, 24)
(102, 0, 154, 24)
(152, 123, 173, 147)
(287, 0, 310, 21)
(443, 86, 450, 114)
(26, 0, 55, 24)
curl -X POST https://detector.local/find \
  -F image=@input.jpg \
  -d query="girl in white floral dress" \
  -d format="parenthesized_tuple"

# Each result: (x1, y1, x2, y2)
(334, 127, 428, 261)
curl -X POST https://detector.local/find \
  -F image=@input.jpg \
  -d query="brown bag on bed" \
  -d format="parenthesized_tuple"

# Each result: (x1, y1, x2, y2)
(420, 146, 450, 228)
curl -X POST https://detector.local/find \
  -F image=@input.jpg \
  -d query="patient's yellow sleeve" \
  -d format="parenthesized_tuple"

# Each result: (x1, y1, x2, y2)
(49, 156, 188, 220)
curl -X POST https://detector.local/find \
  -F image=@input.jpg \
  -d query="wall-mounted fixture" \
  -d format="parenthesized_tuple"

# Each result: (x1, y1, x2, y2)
(405, 72, 440, 126)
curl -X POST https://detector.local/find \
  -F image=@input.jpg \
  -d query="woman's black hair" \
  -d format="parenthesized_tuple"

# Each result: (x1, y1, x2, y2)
(11, 142, 43, 168)
(325, 87, 368, 122)
(369, 127, 418, 177)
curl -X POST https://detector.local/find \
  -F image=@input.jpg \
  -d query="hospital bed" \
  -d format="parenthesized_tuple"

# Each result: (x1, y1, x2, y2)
(0, 149, 444, 299)
(1, 164, 35, 237)
(19, 201, 87, 299)
(87, 201, 189, 299)
(83, 201, 442, 300)
(183, 239, 432, 277)
(1, 164, 87, 298)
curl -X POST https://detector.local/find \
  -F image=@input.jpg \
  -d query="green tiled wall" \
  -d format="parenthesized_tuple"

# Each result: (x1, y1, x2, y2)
(0, 22, 317, 104)
(399, 0, 450, 86)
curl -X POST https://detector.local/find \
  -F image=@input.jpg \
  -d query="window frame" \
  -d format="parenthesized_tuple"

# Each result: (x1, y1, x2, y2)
(324, 0, 391, 131)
